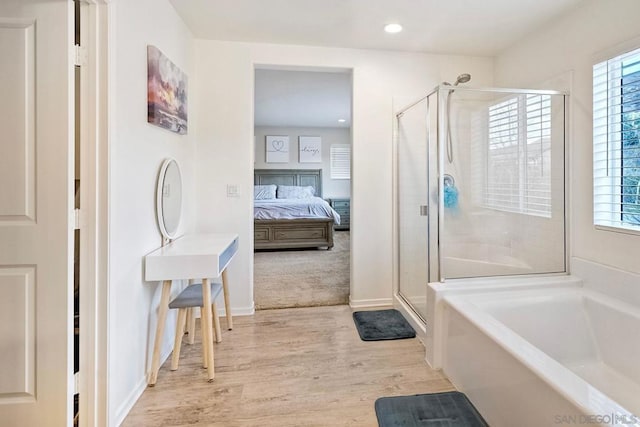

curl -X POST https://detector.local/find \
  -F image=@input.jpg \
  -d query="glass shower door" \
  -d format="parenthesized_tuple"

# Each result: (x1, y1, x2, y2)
(397, 99, 432, 320)
(438, 88, 567, 279)
(396, 85, 567, 307)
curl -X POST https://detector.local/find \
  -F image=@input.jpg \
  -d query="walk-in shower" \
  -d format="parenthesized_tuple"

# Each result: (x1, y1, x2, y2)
(395, 82, 567, 321)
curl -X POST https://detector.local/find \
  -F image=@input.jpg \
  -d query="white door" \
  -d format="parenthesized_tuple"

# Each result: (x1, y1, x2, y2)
(0, 0, 74, 425)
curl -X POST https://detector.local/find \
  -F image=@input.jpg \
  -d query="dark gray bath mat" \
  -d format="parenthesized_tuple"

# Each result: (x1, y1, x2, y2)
(375, 391, 488, 427)
(352, 309, 415, 341)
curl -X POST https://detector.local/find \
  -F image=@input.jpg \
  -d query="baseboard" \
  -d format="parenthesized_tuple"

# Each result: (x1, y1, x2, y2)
(112, 344, 173, 426)
(219, 303, 255, 317)
(112, 375, 148, 427)
(192, 304, 256, 318)
(348, 297, 393, 309)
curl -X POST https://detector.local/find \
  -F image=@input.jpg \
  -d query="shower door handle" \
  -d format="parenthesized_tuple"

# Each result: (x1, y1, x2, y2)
(419, 205, 429, 216)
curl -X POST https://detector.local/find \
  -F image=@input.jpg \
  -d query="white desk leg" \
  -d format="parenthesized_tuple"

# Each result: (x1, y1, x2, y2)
(221, 269, 233, 330)
(201, 278, 215, 381)
(149, 279, 172, 386)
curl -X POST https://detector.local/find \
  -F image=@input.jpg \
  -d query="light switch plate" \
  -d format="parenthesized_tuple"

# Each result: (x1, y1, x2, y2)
(227, 184, 239, 197)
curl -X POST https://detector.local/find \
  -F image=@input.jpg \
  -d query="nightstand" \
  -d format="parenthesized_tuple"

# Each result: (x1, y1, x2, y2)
(329, 198, 350, 230)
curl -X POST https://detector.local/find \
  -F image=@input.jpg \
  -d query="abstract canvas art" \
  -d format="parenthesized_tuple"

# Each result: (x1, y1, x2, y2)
(147, 45, 188, 134)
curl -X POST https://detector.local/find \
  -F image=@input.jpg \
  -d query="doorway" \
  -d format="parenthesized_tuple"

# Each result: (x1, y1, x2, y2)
(252, 66, 353, 309)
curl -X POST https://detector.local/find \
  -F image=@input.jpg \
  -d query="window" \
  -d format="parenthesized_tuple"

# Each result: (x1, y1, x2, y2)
(485, 94, 552, 216)
(593, 47, 640, 231)
(330, 144, 350, 179)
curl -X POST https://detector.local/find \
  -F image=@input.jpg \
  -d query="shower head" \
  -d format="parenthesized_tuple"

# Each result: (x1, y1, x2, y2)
(454, 73, 471, 86)
(444, 73, 471, 164)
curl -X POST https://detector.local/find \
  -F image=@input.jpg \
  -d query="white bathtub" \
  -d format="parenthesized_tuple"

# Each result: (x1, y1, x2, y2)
(441, 285, 640, 426)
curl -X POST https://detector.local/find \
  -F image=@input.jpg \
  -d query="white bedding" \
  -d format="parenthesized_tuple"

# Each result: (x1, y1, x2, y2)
(254, 197, 341, 225)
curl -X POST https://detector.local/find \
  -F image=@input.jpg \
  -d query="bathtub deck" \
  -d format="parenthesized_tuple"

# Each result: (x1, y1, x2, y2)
(568, 361, 640, 415)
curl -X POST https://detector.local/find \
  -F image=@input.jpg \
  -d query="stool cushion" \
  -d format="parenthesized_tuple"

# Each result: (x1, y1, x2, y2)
(168, 282, 223, 309)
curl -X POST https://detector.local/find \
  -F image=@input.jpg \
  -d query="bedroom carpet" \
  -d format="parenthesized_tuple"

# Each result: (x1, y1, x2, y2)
(254, 230, 350, 309)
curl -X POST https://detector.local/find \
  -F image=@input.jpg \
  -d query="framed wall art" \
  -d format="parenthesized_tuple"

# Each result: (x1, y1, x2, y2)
(265, 135, 290, 163)
(147, 45, 188, 135)
(299, 136, 322, 163)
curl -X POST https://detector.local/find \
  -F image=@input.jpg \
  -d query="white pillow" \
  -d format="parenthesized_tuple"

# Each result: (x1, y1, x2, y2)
(276, 185, 315, 199)
(254, 184, 277, 200)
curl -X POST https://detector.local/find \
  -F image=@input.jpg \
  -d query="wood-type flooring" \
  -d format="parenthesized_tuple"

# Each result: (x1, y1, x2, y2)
(123, 305, 454, 426)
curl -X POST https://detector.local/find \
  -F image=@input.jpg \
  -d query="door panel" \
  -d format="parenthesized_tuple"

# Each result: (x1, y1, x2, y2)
(0, 267, 35, 398)
(0, 1, 73, 425)
(0, 19, 35, 223)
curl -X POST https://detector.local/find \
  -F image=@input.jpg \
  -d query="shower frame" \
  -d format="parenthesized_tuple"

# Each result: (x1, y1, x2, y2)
(394, 84, 570, 321)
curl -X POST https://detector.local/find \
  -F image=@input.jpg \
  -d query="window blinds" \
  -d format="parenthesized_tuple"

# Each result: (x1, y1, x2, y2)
(330, 144, 350, 179)
(525, 94, 552, 215)
(593, 47, 640, 230)
(485, 94, 552, 216)
(486, 98, 520, 212)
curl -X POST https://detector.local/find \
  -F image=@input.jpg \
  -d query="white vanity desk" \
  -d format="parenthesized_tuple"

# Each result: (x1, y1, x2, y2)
(145, 232, 239, 385)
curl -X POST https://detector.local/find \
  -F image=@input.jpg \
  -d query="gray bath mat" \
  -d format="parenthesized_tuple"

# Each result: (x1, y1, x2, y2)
(375, 391, 488, 427)
(352, 309, 415, 341)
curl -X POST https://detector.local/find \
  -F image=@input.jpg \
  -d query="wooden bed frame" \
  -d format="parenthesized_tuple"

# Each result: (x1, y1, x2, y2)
(254, 169, 334, 250)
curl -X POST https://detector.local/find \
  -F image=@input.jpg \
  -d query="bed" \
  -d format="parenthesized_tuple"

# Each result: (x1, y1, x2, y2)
(253, 169, 340, 250)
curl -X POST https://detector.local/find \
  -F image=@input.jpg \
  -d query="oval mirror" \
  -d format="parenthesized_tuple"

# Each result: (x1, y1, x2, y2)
(156, 158, 183, 240)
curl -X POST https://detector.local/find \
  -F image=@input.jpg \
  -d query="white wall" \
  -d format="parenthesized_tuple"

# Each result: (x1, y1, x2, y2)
(254, 126, 351, 198)
(108, 0, 195, 424)
(494, 0, 640, 274)
(193, 40, 494, 310)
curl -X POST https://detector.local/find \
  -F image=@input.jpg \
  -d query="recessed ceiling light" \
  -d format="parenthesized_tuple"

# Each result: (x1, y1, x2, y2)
(338, 119, 346, 123)
(384, 23, 403, 34)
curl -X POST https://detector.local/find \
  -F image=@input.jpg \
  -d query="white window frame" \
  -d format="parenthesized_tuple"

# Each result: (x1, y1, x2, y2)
(330, 144, 351, 180)
(593, 46, 640, 234)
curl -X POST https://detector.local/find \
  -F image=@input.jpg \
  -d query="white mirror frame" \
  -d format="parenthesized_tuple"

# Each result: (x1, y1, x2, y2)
(156, 158, 183, 240)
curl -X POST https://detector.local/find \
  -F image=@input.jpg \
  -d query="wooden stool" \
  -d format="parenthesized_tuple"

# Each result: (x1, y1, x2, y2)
(168, 282, 223, 373)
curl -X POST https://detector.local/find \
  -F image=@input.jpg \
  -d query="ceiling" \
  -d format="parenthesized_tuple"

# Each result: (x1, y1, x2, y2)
(171, 0, 585, 128)
(169, 0, 584, 56)
(254, 69, 352, 128)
